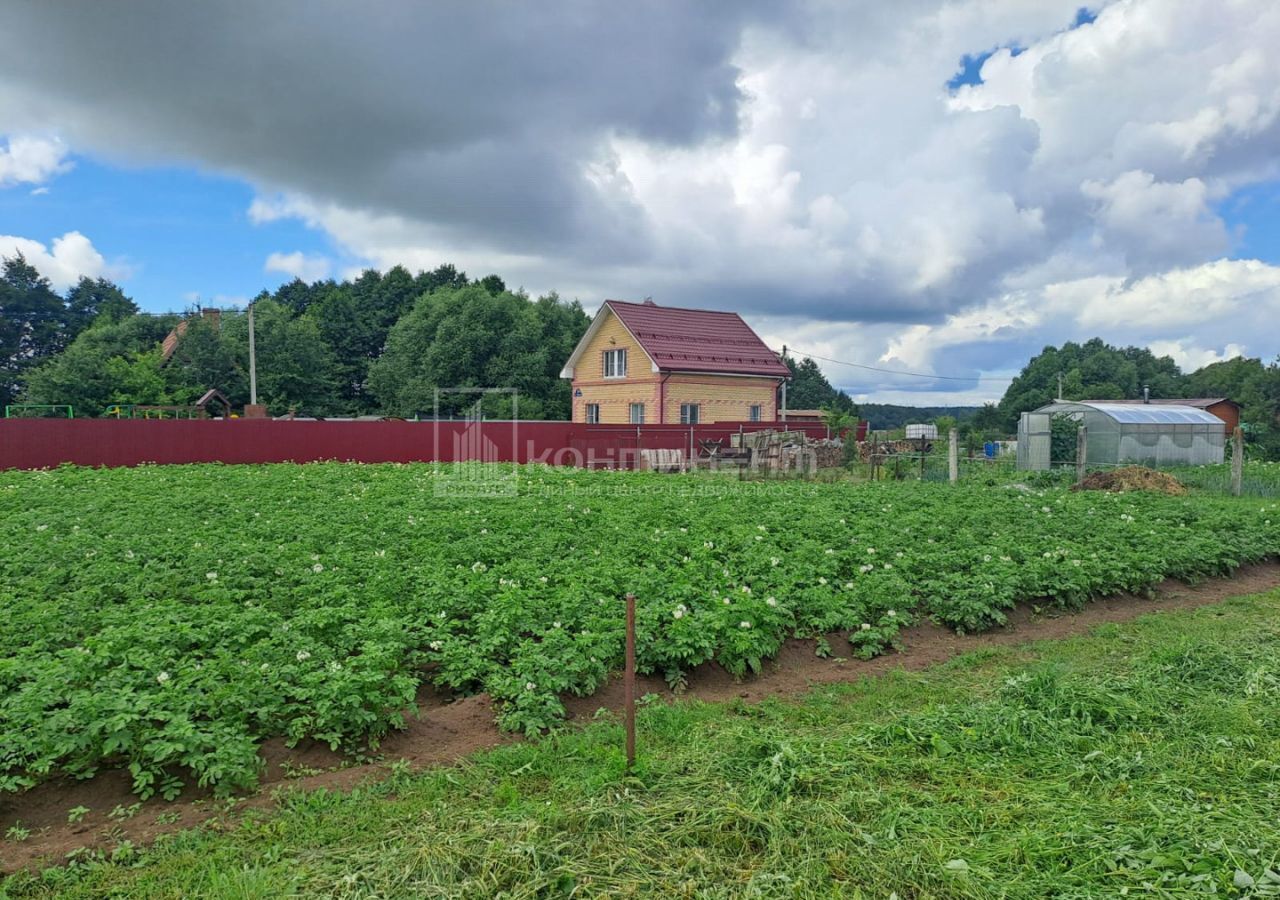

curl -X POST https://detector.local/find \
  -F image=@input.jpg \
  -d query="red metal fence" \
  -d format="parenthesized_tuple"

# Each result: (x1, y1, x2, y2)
(0, 419, 865, 471)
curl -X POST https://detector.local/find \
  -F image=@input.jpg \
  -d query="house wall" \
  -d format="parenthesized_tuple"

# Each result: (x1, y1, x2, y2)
(1205, 401, 1240, 434)
(568, 309, 783, 425)
(662, 374, 779, 424)
(570, 311, 658, 423)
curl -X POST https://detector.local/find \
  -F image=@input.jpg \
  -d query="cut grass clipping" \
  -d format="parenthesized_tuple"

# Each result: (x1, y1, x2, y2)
(8, 592, 1280, 898)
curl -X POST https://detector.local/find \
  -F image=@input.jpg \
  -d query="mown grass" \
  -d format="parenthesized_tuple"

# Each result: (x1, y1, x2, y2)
(6, 592, 1280, 899)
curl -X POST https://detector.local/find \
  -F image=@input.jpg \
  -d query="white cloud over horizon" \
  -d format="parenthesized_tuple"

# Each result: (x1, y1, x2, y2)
(264, 250, 331, 283)
(2, 1, 1278, 403)
(0, 230, 125, 291)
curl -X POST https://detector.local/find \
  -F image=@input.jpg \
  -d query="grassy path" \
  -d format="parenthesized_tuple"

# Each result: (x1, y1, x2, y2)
(6, 591, 1280, 898)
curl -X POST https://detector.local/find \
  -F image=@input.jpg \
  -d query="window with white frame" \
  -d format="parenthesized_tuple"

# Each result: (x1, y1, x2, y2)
(629, 403, 645, 424)
(680, 403, 700, 424)
(749, 404, 762, 422)
(585, 403, 600, 424)
(602, 348, 627, 378)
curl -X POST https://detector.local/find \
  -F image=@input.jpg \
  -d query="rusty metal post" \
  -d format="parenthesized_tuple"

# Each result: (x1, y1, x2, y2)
(624, 592, 636, 772)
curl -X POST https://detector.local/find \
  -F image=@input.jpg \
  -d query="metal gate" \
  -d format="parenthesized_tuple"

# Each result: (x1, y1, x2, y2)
(1017, 412, 1051, 471)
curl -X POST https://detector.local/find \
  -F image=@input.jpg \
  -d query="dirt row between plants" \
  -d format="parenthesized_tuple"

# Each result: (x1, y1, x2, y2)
(4, 560, 1280, 875)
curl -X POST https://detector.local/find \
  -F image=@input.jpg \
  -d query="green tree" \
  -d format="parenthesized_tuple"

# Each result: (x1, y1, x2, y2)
(970, 402, 1005, 434)
(0, 255, 72, 403)
(996, 338, 1186, 429)
(64, 277, 138, 331)
(781, 354, 857, 414)
(301, 266, 433, 412)
(368, 285, 588, 419)
(22, 313, 183, 413)
(221, 302, 339, 415)
(168, 313, 244, 403)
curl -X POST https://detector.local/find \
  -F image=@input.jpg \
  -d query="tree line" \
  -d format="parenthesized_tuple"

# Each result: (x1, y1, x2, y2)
(5, 253, 1278, 452)
(985, 337, 1280, 455)
(2, 256, 591, 419)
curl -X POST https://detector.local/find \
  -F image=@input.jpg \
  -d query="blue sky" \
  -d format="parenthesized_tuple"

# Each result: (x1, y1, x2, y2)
(1, 158, 346, 311)
(1222, 182, 1280, 261)
(3, 0, 1279, 404)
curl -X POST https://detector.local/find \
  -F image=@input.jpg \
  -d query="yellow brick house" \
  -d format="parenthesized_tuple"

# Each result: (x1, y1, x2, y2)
(560, 300, 790, 424)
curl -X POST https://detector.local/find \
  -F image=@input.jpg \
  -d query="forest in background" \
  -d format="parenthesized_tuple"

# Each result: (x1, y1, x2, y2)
(3, 255, 1278, 454)
(0, 256, 856, 421)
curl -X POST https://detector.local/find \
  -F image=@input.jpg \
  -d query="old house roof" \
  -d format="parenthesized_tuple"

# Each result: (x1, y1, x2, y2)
(561, 300, 790, 379)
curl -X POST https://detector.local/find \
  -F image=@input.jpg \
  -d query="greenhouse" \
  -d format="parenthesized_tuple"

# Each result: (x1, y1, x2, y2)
(1017, 401, 1226, 470)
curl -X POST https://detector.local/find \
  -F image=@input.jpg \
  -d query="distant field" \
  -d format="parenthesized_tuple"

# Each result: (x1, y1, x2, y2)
(8, 591, 1280, 897)
(1, 463, 1277, 800)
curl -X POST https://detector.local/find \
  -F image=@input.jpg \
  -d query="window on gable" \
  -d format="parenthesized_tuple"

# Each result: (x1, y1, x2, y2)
(603, 348, 627, 378)
(585, 403, 600, 424)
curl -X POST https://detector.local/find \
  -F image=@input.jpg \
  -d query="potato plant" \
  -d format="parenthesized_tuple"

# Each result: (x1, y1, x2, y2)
(1, 463, 1276, 798)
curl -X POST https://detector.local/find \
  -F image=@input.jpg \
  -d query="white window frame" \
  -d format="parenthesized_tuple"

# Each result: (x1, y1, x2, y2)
(602, 348, 627, 379)
(748, 404, 762, 422)
(629, 403, 645, 424)
(680, 403, 700, 425)
(585, 403, 600, 424)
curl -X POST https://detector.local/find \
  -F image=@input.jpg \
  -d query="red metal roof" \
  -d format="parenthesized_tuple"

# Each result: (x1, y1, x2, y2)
(1104, 398, 1237, 408)
(604, 300, 790, 377)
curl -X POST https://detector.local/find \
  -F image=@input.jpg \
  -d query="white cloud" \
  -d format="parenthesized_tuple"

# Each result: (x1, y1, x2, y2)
(1147, 339, 1246, 371)
(0, 135, 70, 187)
(264, 251, 331, 283)
(3, 1, 1280, 400)
(0, 231, 125, 290)
(857, 258, 1280, 403)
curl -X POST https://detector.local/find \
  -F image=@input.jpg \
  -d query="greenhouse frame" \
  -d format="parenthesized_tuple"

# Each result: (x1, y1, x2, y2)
(1017, 401, 1226, 470)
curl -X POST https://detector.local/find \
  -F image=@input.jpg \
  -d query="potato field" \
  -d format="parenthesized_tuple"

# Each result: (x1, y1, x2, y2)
(2, 463, 1277, 800)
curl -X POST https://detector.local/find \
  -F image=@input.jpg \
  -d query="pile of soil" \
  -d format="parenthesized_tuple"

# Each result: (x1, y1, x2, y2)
(1072, 465, 1187, 495)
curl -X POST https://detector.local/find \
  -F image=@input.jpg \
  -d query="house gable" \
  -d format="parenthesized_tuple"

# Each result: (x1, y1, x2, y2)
(562, 300, 789, 380)
(560, 303, 657, 382)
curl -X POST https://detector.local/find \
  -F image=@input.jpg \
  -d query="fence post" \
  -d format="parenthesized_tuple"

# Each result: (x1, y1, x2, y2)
(919, 435, 926, 480)
(1075, 425, 1087, 486)
(1231, 426, 1243, 496)
(948, 428, 958, 484)
(623, 592, 636, 773)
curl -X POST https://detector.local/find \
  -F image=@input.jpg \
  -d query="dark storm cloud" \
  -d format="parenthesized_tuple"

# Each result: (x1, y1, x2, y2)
(0, 1, 766, 256)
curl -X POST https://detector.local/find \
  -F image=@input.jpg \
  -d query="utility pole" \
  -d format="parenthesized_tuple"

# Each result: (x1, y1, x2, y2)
(1057, 372, 1063, 401)
(780, 344, 788, 422)
(248, 302, 258, 407)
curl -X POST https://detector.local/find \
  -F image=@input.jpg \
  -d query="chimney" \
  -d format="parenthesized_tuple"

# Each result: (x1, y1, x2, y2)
(1143, 385, 1150, 404)
(642, 297, 656, 306)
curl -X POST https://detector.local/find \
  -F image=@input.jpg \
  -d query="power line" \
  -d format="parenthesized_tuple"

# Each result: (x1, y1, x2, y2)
(779, 345, 1015, 383)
